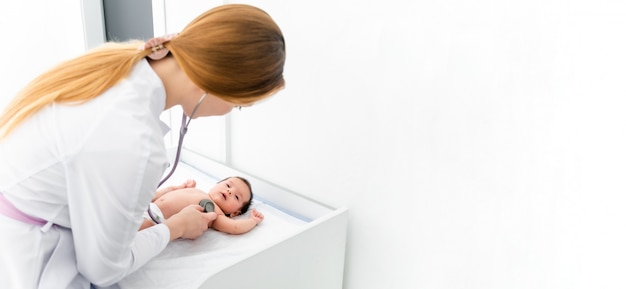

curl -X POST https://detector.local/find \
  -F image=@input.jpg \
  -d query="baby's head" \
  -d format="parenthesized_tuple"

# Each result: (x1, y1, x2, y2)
(208, 176, 253, 217)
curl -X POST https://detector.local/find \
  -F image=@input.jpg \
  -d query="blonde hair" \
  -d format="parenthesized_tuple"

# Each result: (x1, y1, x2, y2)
(0, 4, 285, 139)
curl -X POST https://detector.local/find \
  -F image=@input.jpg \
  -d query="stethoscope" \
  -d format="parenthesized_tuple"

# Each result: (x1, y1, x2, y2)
(148, 93, 207, 224)
(158, 92, 207, 187)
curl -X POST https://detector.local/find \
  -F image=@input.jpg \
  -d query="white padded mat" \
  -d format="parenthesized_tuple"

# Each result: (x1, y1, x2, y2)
(117, 163, 306, 289)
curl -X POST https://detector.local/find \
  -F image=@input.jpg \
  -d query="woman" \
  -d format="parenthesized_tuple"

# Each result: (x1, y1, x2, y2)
(0, 4, 285, 289)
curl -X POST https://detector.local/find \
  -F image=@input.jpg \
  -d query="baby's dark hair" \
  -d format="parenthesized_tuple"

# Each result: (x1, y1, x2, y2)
(218, 176, 253, 215)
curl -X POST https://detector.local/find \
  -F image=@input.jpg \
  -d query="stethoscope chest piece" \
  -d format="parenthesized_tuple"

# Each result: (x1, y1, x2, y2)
(199, 199, 215, 213)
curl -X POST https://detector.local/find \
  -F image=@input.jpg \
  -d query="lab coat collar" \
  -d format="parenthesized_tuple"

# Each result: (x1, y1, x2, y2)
(158, 120, 171, 136)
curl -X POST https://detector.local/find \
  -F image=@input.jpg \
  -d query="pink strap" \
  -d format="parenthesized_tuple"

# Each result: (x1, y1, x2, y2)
(139, 33, 178, 60)
(0, 193, 47, 226)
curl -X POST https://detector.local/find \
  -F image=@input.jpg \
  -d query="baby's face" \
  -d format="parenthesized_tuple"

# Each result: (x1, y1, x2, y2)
(208, 177, 251, 216)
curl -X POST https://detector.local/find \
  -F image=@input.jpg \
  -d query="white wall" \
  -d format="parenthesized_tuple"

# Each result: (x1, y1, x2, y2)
(3, 1, 626, 289)
(223, 1, 626, 289)
(0, 0, 86, 109)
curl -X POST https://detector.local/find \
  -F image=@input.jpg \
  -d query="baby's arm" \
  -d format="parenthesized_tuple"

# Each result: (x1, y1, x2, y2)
(212, 209, 264, 235)
(152, 179, 196, 202)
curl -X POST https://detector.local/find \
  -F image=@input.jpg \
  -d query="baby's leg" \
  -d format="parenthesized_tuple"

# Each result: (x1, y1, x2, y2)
(139, 218, 155, 231)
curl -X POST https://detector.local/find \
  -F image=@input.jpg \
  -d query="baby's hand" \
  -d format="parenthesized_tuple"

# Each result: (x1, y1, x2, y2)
(153, 179, 197, 202)
(249, 209, 264, 224)
(162, 179, 197, 193)
(164, 179, 196, 193)
(174, 179, 196, 190)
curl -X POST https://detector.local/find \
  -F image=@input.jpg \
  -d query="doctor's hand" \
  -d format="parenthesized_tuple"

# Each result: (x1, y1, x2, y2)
(164, 205, 217, 240)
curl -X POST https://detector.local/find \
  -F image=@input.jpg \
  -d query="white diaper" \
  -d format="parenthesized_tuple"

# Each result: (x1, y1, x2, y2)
(143, 203, 165, 224)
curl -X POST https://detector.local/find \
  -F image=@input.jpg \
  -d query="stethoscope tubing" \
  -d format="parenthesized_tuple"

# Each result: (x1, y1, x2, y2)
(149, 93, 207, 224)
(158, 93, 207, 187)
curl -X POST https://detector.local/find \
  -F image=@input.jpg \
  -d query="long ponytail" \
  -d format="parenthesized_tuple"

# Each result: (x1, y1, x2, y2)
(0, 41, 152, 139)
(0, 4, 286, 139)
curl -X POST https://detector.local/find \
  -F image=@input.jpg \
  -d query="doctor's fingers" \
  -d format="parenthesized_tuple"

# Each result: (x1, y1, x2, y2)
(194, 206, 217, 227)
(176, 205, 211, 239)
(204, 212, 217, 223)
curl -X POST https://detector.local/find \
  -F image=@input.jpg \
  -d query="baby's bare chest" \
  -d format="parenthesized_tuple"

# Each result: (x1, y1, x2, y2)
(154, 190, 209, 218)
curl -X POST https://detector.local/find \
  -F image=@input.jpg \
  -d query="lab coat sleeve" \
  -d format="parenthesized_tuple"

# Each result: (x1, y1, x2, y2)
(64, 108, 169, 286)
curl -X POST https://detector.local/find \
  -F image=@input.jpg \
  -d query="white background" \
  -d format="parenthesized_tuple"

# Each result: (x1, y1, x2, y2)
(2, 0, 626, 288)
(0, 1, 85, 109)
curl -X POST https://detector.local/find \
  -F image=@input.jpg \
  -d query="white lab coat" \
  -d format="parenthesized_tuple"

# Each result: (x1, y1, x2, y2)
(0, 59, 171, 289)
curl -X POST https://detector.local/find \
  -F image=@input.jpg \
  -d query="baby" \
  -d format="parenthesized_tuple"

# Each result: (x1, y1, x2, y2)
(140, 177, 264, 235)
